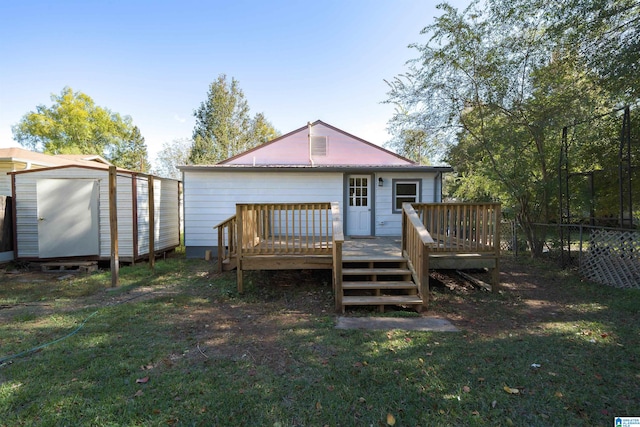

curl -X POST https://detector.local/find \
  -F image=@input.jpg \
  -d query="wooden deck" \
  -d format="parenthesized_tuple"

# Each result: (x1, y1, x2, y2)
(215, 202, 501, 313)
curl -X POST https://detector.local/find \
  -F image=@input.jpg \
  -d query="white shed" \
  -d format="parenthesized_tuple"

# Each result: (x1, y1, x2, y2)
(10, 165, 180, 262)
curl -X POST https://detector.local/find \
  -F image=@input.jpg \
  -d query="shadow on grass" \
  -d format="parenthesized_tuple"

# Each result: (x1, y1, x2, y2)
(1, 256, 638, 426)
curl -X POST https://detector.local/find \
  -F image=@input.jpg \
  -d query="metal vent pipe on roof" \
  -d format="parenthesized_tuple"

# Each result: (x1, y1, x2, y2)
(308, 121, 314, 166)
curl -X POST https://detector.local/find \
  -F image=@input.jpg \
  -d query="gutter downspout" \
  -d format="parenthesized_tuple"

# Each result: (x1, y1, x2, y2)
(434, 171, 442, 202)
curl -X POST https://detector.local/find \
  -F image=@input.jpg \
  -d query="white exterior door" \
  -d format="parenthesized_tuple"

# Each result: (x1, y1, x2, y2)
(347, 175, 372, 236)
(37, 179, 100, 258)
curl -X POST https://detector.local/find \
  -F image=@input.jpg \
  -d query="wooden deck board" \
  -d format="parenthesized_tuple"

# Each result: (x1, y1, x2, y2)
(342, 281, 417, 290)
(342, 295, 423, 305)
(343, 267, 412, 275)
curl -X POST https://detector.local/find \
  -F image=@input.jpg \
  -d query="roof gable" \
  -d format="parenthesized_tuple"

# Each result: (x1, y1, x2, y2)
(220, 120, 415, 166)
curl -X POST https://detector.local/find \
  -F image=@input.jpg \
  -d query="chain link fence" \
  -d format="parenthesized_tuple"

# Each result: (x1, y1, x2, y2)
(500, 221, 640, 289)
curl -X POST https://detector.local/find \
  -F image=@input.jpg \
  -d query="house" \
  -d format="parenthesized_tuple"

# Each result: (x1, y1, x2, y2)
(180, 121, 501, 312)
(7, 149, 181, 263)
(180, 120, 452, 259)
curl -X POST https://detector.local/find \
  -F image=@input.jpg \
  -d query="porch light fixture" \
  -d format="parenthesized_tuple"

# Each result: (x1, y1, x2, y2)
(378, 177, 383, 187)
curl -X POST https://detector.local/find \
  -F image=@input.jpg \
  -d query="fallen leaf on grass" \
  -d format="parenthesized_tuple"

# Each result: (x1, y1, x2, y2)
(315, 401, 322, 411)
(471, 410, 480, 416)
(136, 376, 149, 384)
(386, 413, 396, 425)
(503, 386, 520, 394)
(133, 389, 144, 397)
(462, 386, 471, 393)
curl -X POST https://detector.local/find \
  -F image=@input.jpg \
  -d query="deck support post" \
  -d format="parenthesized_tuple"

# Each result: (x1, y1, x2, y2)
(236, 204, 244, 293)
(419, 242, 429, 309)
(331, 202, 344, 313)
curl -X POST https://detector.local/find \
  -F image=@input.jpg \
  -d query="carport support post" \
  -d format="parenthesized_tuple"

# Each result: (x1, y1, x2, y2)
(148, 175, 155, 270)
(109, 166, 119, 287)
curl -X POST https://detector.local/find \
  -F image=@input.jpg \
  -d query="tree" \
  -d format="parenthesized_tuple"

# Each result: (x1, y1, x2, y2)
(540, 0, 640, 100)
(154, 138, 192, 179)
(189, 74, 279, 164)
(384, 128, 432, 165)
(385, 0, 624, 255)
(250, 112, 280, 146)
(12, 87, 149, 171)
(110, 126, 150, 172)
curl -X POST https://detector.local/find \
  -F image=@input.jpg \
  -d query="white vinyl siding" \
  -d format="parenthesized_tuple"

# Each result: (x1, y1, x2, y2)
(374, 173, 439, 236)
(136, 176, 181, 256)
(183, 171, 343, 249)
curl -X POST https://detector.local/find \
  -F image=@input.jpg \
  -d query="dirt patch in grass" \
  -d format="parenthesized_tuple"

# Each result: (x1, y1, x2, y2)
(1, 254, 598, 344)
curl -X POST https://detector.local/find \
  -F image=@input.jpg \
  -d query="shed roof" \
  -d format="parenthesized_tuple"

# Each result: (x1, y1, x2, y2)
(0, 147, 112, 168)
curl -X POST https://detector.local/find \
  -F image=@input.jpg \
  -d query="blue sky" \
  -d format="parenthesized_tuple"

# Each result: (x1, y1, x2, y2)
(0, 0, 469, 167)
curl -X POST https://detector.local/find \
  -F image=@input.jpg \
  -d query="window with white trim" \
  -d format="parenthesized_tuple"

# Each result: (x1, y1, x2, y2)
(393, 179, 420, 212)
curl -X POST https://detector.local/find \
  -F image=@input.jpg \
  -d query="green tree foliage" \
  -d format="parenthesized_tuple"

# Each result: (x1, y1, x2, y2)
(189, 74, 279, 164)
(542, 0, 640, 99)
(110, 126, 150, 172)
(154, 138, 192, 179)
(385, 128, 432, 165)
(12, 87, 149, 171)
(386, 0, 637, 255)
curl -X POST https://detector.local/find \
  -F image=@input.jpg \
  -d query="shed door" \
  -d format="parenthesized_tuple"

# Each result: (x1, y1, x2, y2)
(347, 175, 372, 236)
(37, 179, 100, 258)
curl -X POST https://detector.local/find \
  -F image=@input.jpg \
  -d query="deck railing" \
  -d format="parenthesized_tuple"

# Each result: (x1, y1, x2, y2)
(413, 203, 501, 254)
(331, 202, 344, 312)
(236, 203, 333, 255)
(215, 214, 237, 273)
(401, 203, 435, 307)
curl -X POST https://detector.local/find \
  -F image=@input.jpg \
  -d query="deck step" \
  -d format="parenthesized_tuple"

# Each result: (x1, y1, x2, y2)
(342, 295, 423, 306)
(342, 281, 417, 290)
(342, 268, 411, 276)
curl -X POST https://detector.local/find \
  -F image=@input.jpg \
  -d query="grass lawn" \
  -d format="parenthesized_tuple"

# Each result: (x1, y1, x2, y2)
(0, 254, 639, 426)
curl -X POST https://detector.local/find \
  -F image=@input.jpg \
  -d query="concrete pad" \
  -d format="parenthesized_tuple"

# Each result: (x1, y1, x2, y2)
(335, 316, 458, 332)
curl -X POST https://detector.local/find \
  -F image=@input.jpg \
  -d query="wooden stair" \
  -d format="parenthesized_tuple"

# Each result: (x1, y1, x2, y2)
(339, 256, 424, 313)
